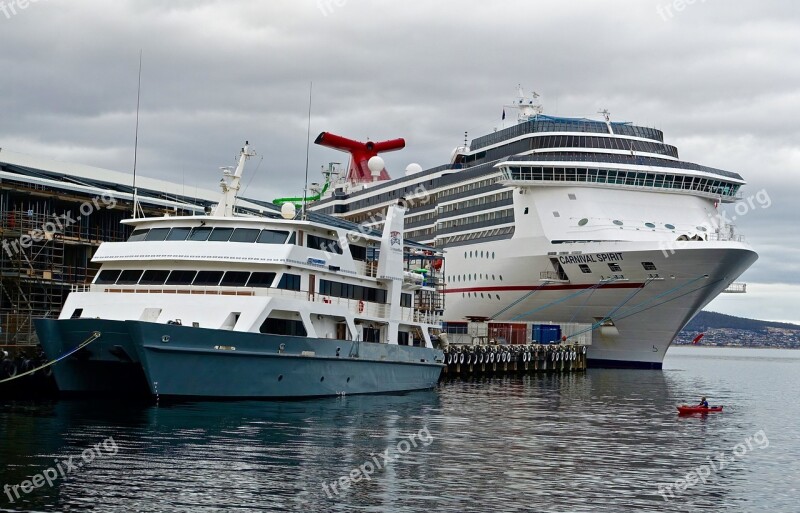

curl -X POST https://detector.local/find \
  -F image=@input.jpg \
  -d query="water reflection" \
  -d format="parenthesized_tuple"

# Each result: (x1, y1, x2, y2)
(1, 349, 797, 512)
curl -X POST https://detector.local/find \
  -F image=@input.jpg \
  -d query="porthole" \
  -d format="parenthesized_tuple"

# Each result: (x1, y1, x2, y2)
(613, 220, 623, 226)
(492, 275, 496, 280)
(480, 251, 484, 258)
(464, 252, 467, 259)
(492, 252, 495, 259)
(480, 293, 484, 298)
(320, 376, 325, 382)
(696, 226, 707, 232)
(645, 222, 656, 229)
(346, 377, 351, 383)
(496, 295, 500, 300)
(499, 275, 503, 281)
(578, 218, 589, 226)
(665, 224, 676, 230)
(278, 375, 283, 382)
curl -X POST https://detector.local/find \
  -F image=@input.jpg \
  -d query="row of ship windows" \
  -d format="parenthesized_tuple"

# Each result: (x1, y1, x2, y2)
(470, 119, 664, 150)
(577, 218, 702, 232)
(94, 269, 301, 289)
(94, 269, 398, 305)
(318, 279, 393, 304)
(407, 227, 435, 239)
(439, 190, 513, 214)
(436, 177, 499, 201)
(438, 208, 514, 230)
(129, 226, 293, 244)
(126, 226, 364, 258)
(435, 226, 515, 247)
(529, 135, 678, 158)
(503, 167, 741, 197)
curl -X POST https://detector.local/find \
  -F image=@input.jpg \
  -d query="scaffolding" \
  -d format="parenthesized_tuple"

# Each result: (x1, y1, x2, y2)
(0, 188, 130, 346)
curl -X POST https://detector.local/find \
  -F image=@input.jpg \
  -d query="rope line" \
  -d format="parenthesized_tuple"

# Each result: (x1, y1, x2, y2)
(0, 331, 102, 384)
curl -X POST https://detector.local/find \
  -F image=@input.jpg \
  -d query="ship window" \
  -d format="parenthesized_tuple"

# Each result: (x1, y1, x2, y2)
(362, 327, 380, 343)
(277, 273, 301, 291)
(259, 318, 307, 337)
(257, 229, 290, 244)
(144, 228, 171, 241)
(524, 207, 529, 215)
(128, 229, 149, 242)
(117, 270, 143, 285)
(208, 227, 234, 242)
(247, 272, 276, 288)
(70, 308, 83, 319)
(188, 226, 213, 241)
(401, 293, 412, 308)
(221, 271, 251, 286)
(166, 227, 191, 241)
(608, 263, 622, 272)
(665, 224, 676, 230)
(307, 235, 343, 254)
(139, 270, 170, 285)
(193, 270, 224, 286)
(578, 218, 589, 226)
(642, 262, 657, 271)
(568, 194, 577, 200)
(165, 270, 197, 285)
(645, 222, 656, 229)
(95, 269, 121, 284)
(695, 226, 708, 232)
(579, 264, 592, 274)
(349, 244, 367, 261)
(229, 228, 260, 243)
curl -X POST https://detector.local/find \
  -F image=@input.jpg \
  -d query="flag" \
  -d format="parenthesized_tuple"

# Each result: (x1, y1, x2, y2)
(502, 109, 505, 120)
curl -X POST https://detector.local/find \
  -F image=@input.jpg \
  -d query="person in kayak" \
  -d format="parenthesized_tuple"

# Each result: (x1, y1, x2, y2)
(698, 397, 709, 408)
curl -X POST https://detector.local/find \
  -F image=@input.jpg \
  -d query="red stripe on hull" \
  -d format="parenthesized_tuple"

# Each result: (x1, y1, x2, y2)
(443, 283, 645, 294)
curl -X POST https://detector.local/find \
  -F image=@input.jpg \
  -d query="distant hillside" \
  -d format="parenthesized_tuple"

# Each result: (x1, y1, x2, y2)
(683, 311, 800, 332)
(676, 311, 800, 348)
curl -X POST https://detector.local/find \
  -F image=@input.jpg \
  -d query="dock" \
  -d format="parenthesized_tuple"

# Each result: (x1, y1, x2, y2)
(441, 343, 587, 377)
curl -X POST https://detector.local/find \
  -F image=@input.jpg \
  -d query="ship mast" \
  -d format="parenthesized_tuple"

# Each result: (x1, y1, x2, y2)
(213, 142, 256, 217)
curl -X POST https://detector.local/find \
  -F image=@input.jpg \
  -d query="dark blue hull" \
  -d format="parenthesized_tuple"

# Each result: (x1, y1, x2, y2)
(34, 319, 444, 398)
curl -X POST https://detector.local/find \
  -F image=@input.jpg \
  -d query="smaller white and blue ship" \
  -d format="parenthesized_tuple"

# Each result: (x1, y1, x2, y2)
(35, 143, 445, 398)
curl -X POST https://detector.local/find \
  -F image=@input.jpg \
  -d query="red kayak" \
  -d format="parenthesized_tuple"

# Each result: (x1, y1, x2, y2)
(677, 405, 723, 414)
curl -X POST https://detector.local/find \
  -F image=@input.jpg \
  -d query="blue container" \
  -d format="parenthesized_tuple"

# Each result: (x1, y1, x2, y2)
(533, 324, 562, 344)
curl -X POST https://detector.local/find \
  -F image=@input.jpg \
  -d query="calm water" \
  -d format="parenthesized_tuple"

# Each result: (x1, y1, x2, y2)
(1, 347, 798, 512)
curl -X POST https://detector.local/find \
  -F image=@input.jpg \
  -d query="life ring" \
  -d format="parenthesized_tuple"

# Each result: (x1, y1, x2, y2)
(551, 351, 556, 361)
(323, 297, 332, 304)
(357, 300, 365, 313)
(582, 346, 587, 355)
(489, 352, 495, 364)
(459, 353, 465, 365)
(432, 258, 443, 270)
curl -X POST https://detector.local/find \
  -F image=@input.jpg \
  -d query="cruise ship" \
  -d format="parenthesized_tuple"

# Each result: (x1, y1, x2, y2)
(305, 90, 758, 369)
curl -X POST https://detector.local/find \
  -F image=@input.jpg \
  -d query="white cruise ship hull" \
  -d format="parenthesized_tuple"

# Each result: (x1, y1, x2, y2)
(442, 241, 757, 368)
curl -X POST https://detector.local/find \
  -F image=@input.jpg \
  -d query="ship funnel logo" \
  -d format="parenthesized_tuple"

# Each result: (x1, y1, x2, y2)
(390, 231, 402, 248)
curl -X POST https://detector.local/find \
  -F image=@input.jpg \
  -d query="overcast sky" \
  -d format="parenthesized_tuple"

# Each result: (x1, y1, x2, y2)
(1, 0, 798, 322)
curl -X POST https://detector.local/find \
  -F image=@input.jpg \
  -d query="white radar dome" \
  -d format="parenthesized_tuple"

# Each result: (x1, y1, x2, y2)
(405, 163, 423, 176)
(367, 156, 385, 176)
(280, 202, 296, 219)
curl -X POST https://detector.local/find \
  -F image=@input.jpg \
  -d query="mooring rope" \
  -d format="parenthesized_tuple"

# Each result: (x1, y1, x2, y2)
(0, 331, 102, 384)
